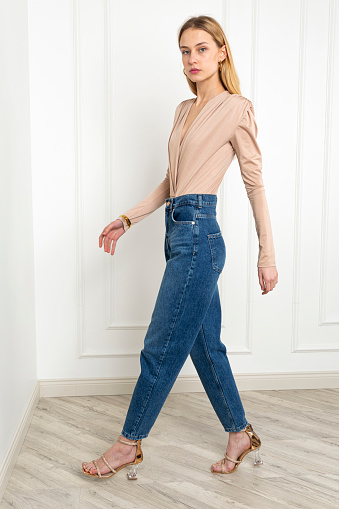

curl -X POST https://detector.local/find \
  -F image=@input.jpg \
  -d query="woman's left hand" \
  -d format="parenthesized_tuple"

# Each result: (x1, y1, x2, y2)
(258, 266, 278, 295)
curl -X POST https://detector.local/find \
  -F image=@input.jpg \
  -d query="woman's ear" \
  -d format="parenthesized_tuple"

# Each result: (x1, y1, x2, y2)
(220, 44, 227, 60)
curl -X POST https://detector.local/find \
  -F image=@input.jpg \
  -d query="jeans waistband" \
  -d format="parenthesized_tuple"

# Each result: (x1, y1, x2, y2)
(165, 194, 217, 209)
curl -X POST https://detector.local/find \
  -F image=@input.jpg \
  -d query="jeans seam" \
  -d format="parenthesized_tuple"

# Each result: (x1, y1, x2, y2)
(208, 236, 222, 273)
(193, 206, 198, 254)
(200, 323, 236, 428)
(128, 251, 196, 436)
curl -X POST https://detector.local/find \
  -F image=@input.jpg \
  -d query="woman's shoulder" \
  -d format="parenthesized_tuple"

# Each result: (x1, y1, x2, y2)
(227, 92, 252, 110)
(175, 97, 194, 111)
(226, 93, 256, 124)
(172, 98, 193, 123)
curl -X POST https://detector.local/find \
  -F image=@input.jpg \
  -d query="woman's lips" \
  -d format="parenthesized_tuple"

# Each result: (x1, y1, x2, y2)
(190, 69, 200, 74)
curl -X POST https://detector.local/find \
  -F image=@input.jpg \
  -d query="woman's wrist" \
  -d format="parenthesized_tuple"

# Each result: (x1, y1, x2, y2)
(117, 215, 131, 232)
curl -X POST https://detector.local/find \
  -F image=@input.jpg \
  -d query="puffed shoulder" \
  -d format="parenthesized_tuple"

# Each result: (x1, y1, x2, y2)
(229, 97, 258, 140)
(229, 98, 261, 172)
(228, 92, 250, 104)
(229, 93, 253, 117)
(241, 98, 255, 117)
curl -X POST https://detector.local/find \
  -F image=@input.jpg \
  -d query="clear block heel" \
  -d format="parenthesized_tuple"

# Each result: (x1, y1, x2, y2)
(127, 463, 139, 480)
(254, 447, 263, 465)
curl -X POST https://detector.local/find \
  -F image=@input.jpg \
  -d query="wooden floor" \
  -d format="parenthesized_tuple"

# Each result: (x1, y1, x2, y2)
(1, 389, 339, 508)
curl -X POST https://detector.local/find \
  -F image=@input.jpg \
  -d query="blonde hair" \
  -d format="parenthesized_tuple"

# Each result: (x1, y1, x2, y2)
(178, 15, 241, 96)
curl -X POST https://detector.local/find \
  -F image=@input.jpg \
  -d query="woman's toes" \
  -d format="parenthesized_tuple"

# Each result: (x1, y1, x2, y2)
(83, 461, 94, 472)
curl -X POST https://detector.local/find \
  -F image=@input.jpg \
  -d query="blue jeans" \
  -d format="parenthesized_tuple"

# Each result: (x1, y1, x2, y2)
(121, 194, 248, 440)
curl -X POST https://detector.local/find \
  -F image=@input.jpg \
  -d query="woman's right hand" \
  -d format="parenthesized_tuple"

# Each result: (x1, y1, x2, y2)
(99, 219, 126, 255)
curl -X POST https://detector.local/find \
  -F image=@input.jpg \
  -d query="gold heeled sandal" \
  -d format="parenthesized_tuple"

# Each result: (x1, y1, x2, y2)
(82, 436, 143, 480)
(211, 423, 263, 474)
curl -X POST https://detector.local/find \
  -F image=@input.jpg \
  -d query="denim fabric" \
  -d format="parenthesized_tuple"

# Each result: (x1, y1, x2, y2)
(121, 194, 248, 439)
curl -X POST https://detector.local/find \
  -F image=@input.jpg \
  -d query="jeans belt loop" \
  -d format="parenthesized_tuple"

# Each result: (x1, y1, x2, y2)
(198, 194, 202, 209)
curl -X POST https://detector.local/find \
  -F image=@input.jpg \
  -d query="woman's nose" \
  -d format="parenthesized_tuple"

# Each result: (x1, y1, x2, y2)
(188, 53, 197, 64)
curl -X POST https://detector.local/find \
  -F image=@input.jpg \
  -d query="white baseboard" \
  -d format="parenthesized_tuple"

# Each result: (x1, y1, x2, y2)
(0, 381, 40, 503)
(39, 371, 339, 397)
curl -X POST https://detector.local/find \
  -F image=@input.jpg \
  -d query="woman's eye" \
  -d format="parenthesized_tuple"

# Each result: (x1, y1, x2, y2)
(181, 48, 206, 55)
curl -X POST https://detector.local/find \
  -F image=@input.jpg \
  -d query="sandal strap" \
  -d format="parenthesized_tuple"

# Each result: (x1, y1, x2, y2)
(224, 453, 241, 464)
(92, 459, 101, 478)
(117, 436, 138, 446)
(101, 455, 117, 473)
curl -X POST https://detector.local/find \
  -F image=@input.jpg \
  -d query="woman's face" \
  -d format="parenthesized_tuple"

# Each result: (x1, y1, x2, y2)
(179, 28, 225, 83)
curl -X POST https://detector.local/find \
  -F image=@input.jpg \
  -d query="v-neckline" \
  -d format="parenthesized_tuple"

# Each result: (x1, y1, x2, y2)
(179, 90, 228, 146)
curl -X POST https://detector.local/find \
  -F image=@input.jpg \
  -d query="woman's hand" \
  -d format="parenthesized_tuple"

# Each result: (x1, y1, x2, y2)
(258, 266, 278, 295)
(99, 219, 125, 255)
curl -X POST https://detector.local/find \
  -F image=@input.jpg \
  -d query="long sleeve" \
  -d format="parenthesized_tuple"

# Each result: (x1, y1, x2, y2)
(230, 100, 276, 267)
(116, 168, 170, 232)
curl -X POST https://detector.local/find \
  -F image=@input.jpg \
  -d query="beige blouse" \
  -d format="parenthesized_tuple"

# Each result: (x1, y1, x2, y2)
(117, 89, 276, 268)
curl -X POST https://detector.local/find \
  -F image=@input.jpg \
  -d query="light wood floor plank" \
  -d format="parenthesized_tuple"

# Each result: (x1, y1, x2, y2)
(1, 389, 339, 508)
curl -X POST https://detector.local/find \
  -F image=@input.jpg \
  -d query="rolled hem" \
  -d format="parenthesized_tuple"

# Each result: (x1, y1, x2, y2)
(121, 429, 149, 440)
(223, 420, 249, 432)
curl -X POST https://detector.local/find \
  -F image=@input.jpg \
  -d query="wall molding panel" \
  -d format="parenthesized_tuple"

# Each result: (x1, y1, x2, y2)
(292, 0, 339, 353)
(26, 0, 338, 377)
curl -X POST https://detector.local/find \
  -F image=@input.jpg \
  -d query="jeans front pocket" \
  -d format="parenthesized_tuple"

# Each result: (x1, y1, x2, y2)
(207, 231, 226, 273)
(171, 204, 196, 225)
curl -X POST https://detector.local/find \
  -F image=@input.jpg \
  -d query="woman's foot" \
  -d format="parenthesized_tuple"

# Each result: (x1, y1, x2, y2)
(211, 430, 251, 473)
(82, 435, 137, 475)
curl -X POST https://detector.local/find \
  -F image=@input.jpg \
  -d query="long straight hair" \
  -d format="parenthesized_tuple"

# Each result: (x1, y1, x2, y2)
(178, 15, 241, 96)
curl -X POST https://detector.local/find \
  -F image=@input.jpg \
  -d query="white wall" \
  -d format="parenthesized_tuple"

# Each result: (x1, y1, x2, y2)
(0, 0, 338, 497)
(26, 0, 339, 393)
(0, 0, 37, 476)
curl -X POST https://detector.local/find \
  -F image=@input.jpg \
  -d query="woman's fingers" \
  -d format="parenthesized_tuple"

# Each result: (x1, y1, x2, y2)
(105, 233, 117, 255)
(102, 232, 113, 251)
(99, 220, 125, 254)
(258, 270, 265, 292)
(258, 267, 278, 295)
(99, 223, 113, 248)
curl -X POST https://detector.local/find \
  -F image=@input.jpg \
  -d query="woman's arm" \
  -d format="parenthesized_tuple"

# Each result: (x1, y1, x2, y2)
(100, 168, 171, 255)
(116, 167, 171, 232)
(99, 103, 183, 256)
(230, 100, 276, 268)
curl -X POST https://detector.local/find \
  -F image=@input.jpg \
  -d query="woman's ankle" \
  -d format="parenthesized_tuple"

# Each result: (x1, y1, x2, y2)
(118, 434, 137, 445)
(228, 430, 247, 441)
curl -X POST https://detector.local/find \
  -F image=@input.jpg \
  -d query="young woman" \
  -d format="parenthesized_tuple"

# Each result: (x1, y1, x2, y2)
(82, 15, 278, 480)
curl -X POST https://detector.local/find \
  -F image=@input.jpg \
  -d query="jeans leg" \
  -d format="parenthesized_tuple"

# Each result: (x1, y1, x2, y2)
(190, 285, 248, 432)
(121, 232, 219, 440)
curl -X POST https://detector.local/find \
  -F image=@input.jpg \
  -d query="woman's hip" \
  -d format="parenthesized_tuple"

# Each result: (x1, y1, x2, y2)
(164, 193, 226, 276)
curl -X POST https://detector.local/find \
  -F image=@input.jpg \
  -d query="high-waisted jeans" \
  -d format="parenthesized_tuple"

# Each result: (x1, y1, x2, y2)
(121, 194, 248, 440)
